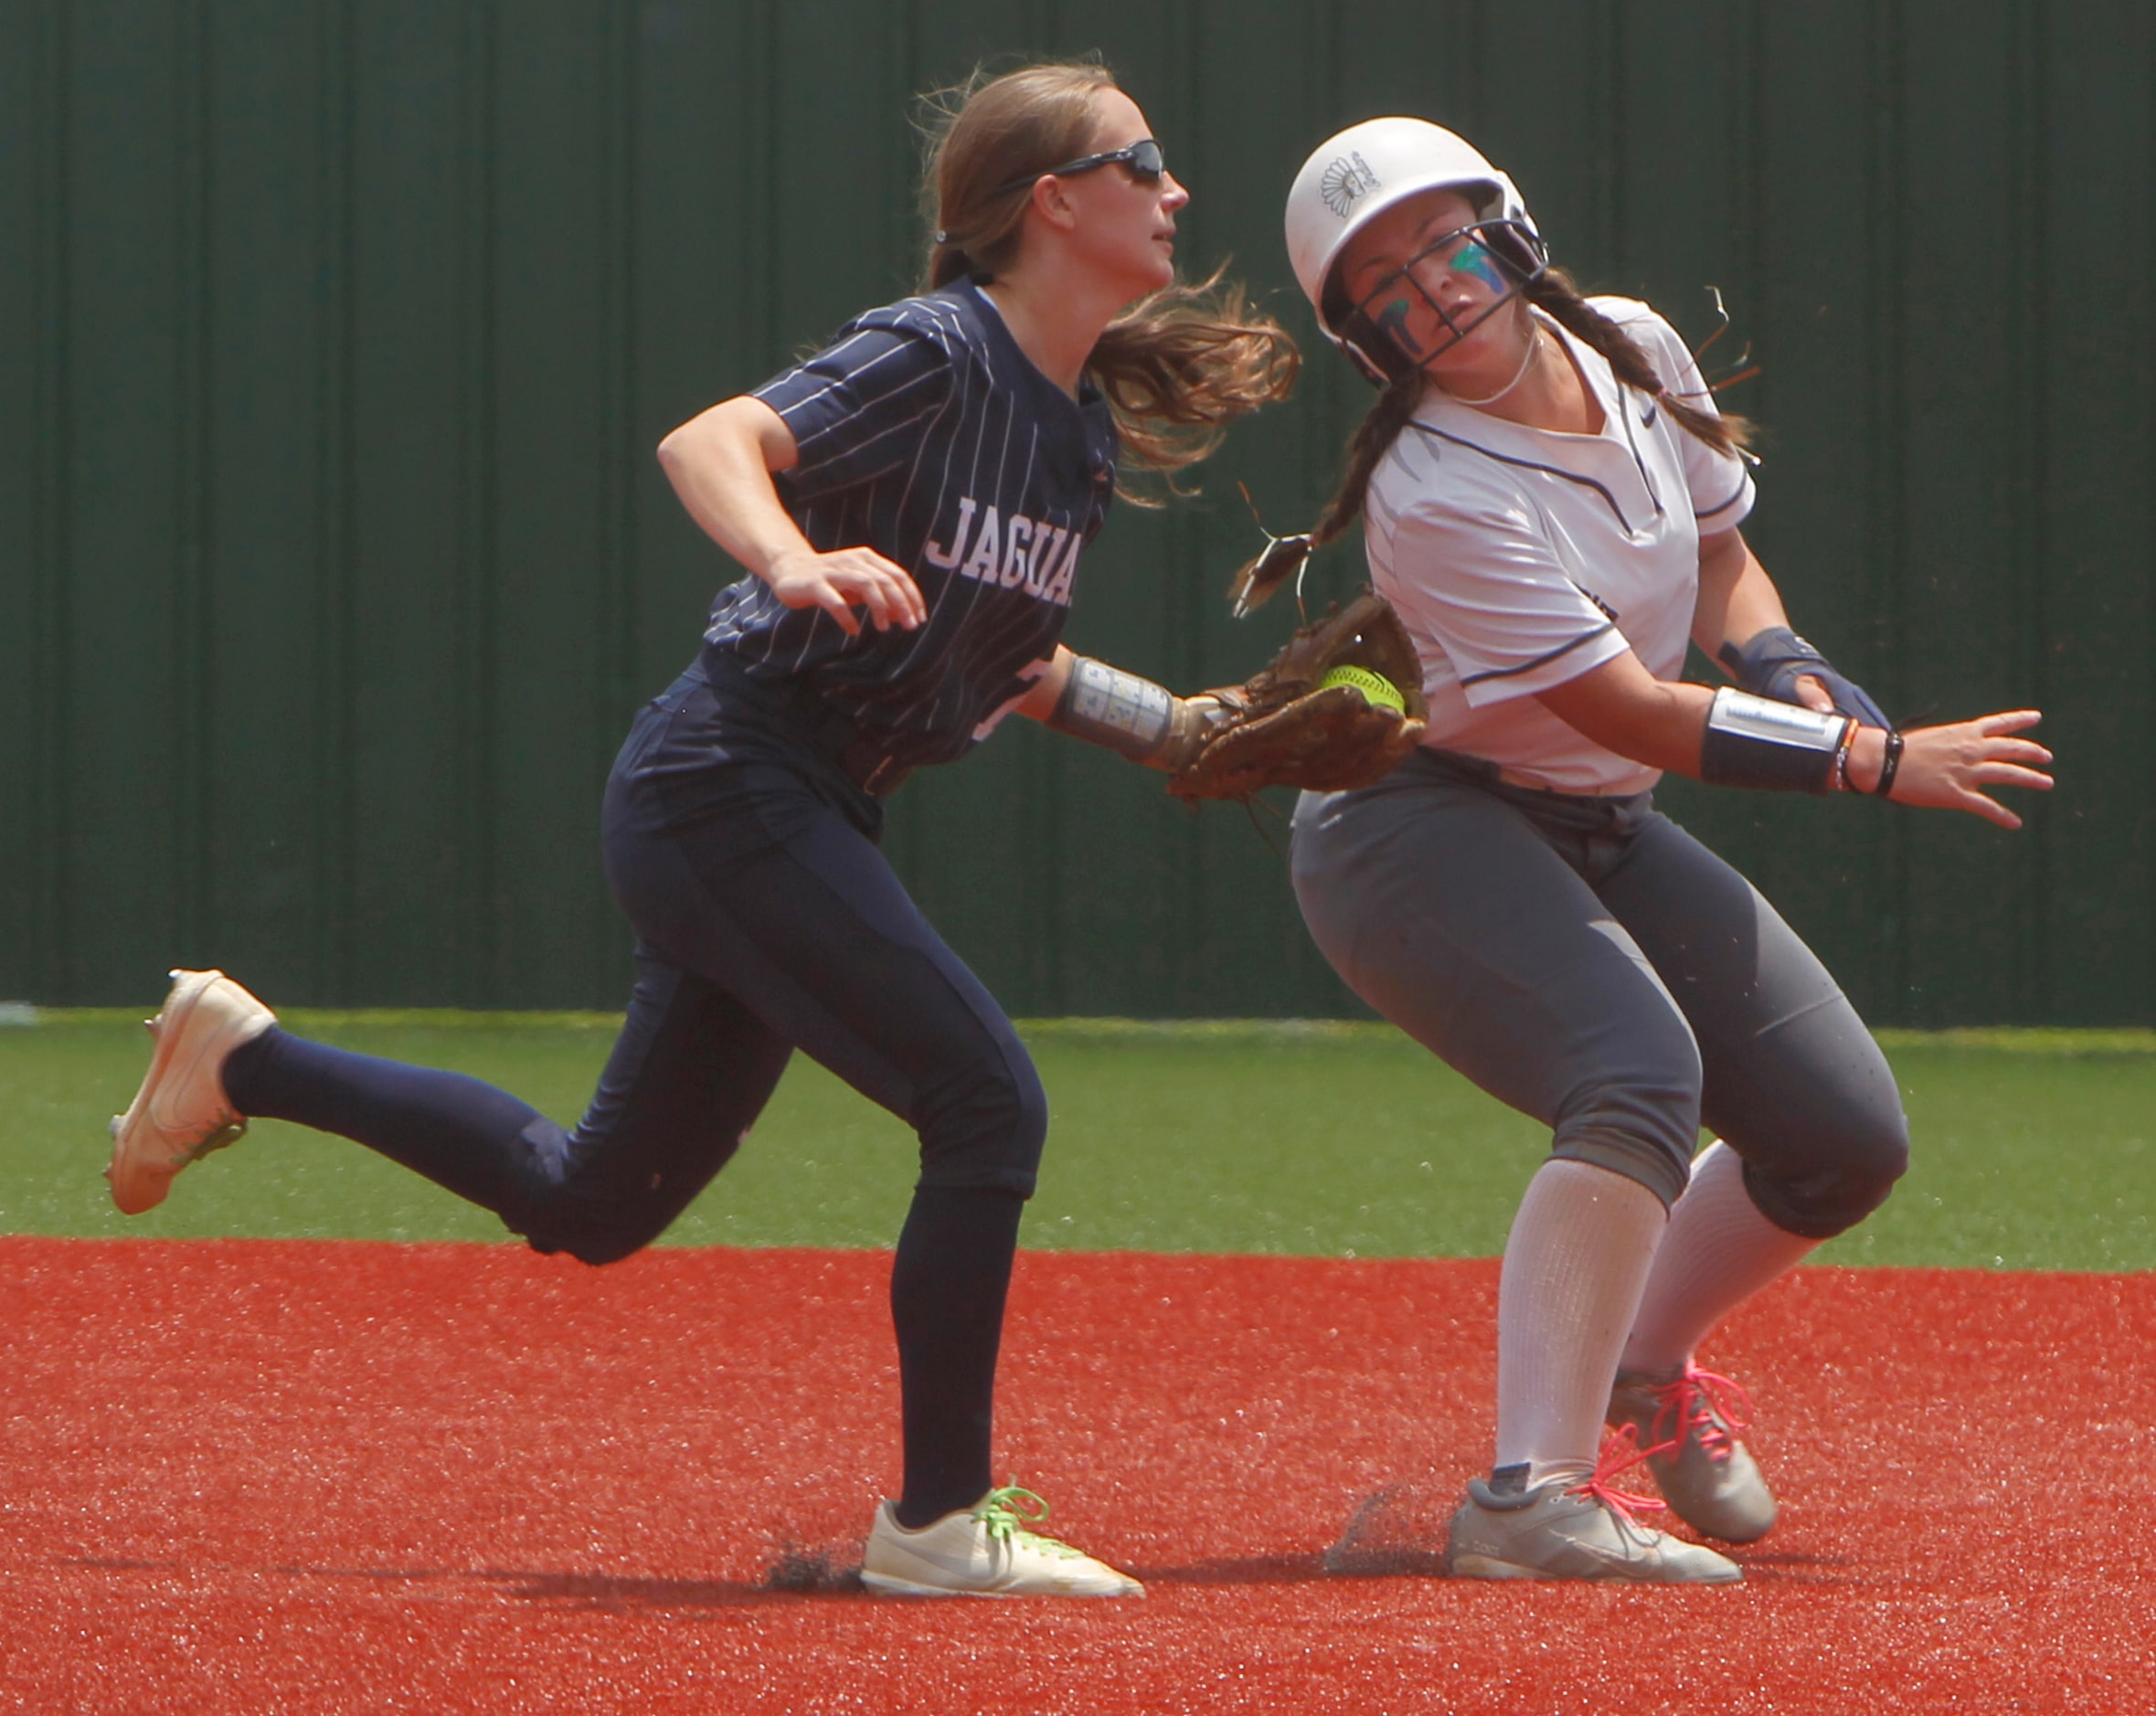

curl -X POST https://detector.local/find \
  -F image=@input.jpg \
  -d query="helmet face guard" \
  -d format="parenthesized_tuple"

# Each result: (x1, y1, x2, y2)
(1325, 217, 1549, 385)
(1285, 118, 1551, 387)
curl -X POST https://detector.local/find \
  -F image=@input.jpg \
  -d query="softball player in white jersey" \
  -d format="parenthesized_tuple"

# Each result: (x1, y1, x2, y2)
(1281, 119, 2052, 1583)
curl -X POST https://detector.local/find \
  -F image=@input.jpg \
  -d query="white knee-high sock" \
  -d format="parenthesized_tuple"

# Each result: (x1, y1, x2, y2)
(1493, 1159, 1669, 1488)
(1619, 1139, 1819, 1378)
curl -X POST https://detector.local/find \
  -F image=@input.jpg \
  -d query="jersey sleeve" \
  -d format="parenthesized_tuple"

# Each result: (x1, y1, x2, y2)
(753, 319, 955, 500)
(1605, 302, 1756, 532)
(1373, 489, 1630, 707)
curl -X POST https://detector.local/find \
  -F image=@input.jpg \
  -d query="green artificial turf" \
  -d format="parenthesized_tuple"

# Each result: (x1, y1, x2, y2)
(4, 1012, 2151, 1269)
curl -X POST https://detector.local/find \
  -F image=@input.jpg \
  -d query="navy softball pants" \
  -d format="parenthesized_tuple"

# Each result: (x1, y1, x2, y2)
(222, 667, 1047, 1521)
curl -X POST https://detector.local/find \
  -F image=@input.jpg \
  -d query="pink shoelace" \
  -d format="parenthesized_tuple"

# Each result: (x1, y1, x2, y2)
(1571, 1423, 1670, 1528)
(1646, 1364, 1756, 1465)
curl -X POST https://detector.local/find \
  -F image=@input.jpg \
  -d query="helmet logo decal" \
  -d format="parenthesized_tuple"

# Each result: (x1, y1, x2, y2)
(1319, 151, 1381, 218)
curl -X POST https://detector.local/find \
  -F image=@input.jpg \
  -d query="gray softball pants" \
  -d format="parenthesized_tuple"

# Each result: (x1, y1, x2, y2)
(1290, 750, 1907, 1237)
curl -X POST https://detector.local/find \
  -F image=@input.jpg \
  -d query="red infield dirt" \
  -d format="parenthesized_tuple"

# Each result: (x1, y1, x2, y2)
(2, 1237, 2150, 1713)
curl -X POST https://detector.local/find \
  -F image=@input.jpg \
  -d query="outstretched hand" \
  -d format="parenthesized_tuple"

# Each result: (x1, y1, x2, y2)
(1882, 711, 2052, 829)
(764, 546, 927, 637)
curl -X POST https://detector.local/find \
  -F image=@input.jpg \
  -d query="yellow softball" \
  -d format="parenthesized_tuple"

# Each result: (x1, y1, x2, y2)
(1316, 663, 1407, 714)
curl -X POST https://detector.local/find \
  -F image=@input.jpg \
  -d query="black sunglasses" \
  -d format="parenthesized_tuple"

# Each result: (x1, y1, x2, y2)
(992, 138, 1165, 198)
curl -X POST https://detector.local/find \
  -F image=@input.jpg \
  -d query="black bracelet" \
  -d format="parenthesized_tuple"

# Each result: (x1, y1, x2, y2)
(1872, 730, 1905, 799)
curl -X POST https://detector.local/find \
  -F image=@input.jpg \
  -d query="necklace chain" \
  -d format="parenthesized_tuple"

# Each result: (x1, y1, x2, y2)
(1440, 322, 1545, 408)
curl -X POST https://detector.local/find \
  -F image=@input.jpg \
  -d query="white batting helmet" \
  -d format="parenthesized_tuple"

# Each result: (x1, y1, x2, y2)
(1285, 118, 1547, 385)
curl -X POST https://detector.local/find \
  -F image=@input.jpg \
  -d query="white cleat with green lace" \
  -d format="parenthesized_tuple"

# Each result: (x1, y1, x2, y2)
(860, 1485, 1145, 1598)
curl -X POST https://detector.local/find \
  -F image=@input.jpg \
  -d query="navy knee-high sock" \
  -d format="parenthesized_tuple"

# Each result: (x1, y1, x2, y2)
(889, 1184, 1025, 1529)
(221, 1027, 568, 1215)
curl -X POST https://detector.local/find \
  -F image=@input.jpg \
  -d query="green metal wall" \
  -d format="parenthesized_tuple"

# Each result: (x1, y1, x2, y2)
(4, 1, 2151, 1022)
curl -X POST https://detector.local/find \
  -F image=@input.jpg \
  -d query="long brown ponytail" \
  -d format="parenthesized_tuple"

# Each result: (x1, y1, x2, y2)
(1312, 270, 1754, 546)
(1086, 271, 1300, 484)
(917, 62, 1298, 495)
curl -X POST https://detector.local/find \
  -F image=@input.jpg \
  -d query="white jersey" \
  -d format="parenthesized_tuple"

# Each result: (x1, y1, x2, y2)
(1363, 297, 1754, 795)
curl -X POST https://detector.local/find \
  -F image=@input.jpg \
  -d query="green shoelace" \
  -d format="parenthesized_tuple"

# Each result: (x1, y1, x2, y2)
(972, 1485, 1086, 1559)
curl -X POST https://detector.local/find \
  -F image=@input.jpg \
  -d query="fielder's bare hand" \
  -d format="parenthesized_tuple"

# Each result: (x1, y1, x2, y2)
(657, 395, 926, 637)
(764, 544, 927, 636)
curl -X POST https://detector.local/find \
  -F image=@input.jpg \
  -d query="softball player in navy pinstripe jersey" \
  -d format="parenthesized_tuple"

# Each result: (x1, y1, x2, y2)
(1280, 119, 2051, 1585)
(108, 62, 1295, 1598)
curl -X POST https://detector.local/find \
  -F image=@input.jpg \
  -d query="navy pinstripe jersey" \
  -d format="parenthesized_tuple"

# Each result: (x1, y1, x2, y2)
(700, 281, 1120, 772)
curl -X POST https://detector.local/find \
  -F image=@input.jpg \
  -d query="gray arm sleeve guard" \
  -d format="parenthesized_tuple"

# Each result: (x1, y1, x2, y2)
(1698, 686, 1853, 793)
(1046, 657, 1200, 768)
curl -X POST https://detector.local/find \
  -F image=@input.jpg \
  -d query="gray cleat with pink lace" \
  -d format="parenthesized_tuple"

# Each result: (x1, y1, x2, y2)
(1607, 1363, 1778, 1544)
